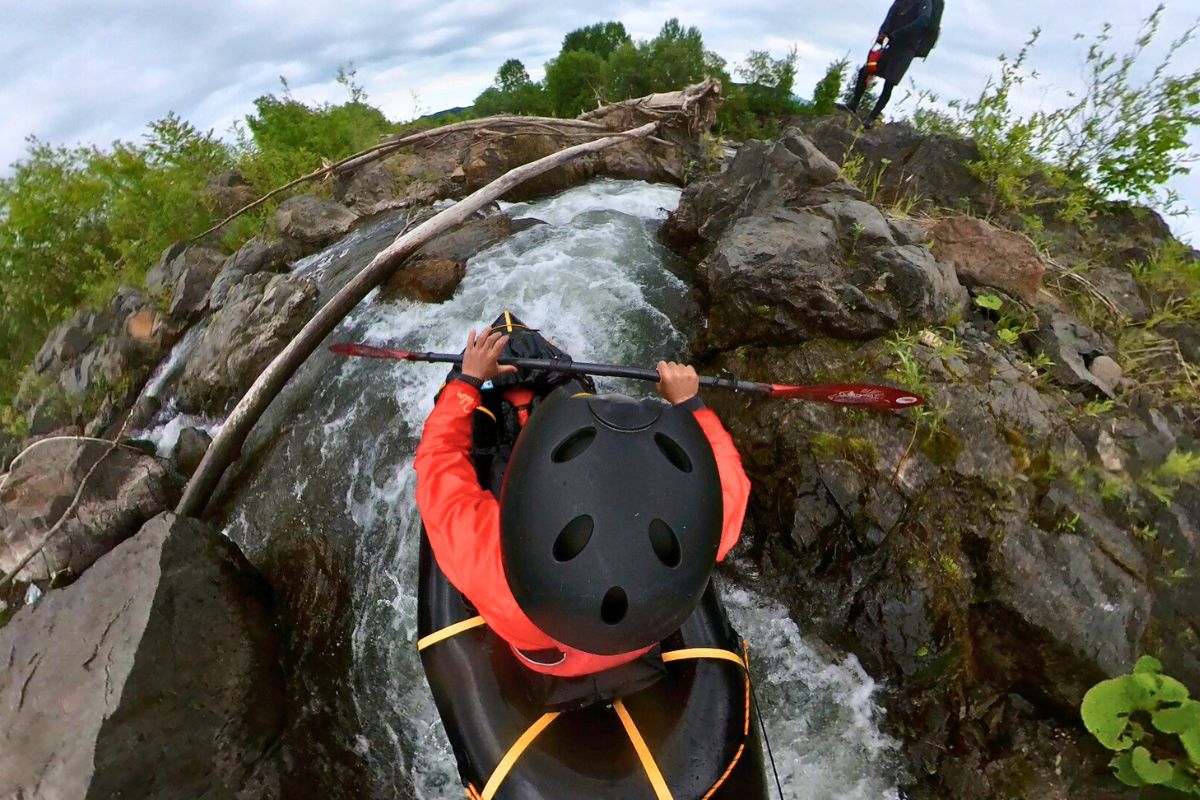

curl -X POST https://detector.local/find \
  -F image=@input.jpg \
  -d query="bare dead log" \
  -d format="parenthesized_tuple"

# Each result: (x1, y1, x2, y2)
(579, 78, 723, 144)
(177, 121, 660, 518)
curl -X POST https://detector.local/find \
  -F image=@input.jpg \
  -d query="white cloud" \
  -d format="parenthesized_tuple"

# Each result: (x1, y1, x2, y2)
(1, 0, 1197, 241)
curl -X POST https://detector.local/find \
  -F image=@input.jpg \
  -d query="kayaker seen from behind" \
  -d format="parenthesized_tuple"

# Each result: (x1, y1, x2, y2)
(414, 327, 751, 680)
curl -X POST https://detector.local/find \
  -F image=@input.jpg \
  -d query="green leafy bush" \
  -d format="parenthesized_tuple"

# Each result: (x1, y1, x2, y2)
(544, 49, 608, 117)
(0, 66, 395, 418)
(0, 116, 233, 408)
(561, 21, 631, 60)
(807, 59, 849, 118)
(239, 71, 393, 193)
(917, 6, 1200, 218)
(1081, 655, 1200, 793)
(737, 49, 801, 118)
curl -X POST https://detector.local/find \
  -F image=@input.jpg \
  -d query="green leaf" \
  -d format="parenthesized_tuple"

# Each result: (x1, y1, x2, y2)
(1082, 677, 1136, 749)
(1111, 752, 1147, 786)
(1153, 698, 1200, 735)
(1135, 655, 1164, 674)
(975, 294, 1003, 310)
(1180, 728, 1200, 765)
(1130, 746, 1176, 785)
(1162, 763, 1198, 793)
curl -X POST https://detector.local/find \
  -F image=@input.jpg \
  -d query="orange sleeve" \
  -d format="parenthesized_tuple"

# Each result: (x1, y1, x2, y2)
(692, 407, 751, 562)
(413, 381, 553, 651)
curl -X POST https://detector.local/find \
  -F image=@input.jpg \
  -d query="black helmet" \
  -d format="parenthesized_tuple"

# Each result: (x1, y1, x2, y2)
(499, 389, 723, 656)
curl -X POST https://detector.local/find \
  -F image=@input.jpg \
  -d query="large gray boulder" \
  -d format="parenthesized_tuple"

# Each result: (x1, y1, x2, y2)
(175, 273, 318, 414)
(145, 244, 226, 320)
(0, 512, 284, 799)
(334, 152, 444, 216)
(663, 131, 843, 259)
(989, 512, 1152, 704)
(420, 211, 513, 263)
(206, 170, 257, 216)
(666, 130, 967, 347)
(209, 236, 302, 310)
(32, 308, 111, 374)
(797, 117, 994, 215)
(1029, 308, 1120, 397)
(272, 194, 357, 246)
(0, 437, 181, 583)
(17, 287, 183, 438)
(380, 254, 466, 304)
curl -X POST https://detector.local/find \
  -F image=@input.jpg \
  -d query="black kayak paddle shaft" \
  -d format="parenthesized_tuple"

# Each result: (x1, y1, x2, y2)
(329, 342, 925, 409)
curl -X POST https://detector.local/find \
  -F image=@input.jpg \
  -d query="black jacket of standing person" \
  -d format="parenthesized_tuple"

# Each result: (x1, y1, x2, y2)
(881, 0, 934, 50)
(847, 0, 938, 127)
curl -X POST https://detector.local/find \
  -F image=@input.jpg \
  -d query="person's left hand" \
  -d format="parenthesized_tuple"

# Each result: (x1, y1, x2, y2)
(461, 328, 518, 382)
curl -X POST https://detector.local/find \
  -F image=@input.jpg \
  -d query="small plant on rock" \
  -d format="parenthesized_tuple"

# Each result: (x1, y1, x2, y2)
(1081, 655, 1200, 793)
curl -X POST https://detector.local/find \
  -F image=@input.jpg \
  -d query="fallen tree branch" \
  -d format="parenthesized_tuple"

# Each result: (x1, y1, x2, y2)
(189, 118, 623, 243)
(0, 417, 139, 593)
(177, 121, 661, 518)
(190, 82, 722, 243)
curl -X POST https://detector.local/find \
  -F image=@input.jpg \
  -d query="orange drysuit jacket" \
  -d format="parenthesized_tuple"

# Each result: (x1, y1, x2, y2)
(414, 380, 751, 677)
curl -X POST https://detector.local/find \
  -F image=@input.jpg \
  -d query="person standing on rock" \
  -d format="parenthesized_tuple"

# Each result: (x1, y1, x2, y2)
(845, 0, 942, 128)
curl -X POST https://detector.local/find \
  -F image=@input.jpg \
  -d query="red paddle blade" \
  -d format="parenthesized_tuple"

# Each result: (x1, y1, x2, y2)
(329, 342, 415, 361)
(770, 383, 924, 409)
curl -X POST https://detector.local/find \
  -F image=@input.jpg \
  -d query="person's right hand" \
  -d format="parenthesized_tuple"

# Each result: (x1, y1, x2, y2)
(461, 328, 516, 382)
(656, 361, 699, 405)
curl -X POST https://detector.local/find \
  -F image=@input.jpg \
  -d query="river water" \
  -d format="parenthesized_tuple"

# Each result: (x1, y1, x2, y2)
(182, 179, 898, 798)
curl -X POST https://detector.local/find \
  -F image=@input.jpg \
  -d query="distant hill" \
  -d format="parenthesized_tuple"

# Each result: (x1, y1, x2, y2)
(419, 106, 471, 122)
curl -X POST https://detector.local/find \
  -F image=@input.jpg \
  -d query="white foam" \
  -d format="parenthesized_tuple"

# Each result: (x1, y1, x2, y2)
(724, 582, 900, 799)
(139, 322, 207, 400)
(136, 408, 224, 458)
(500, 178, 683, 226)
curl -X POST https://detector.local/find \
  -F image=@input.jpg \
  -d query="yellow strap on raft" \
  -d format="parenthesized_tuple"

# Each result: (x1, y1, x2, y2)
(661, 648, 748, 669)
(504, 311, 515, 333)
(613, 699, 674, 800)
(481, 712, 561, 800)
(416, 616, 486, 651)
(474, 405, 497, 422)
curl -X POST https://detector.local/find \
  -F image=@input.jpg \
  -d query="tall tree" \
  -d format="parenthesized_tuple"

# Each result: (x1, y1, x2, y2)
(544, 49, 607, 116)
(496, 59, 532, 93)
(644, 19, 711, 92)
(561, 22, 631, 60)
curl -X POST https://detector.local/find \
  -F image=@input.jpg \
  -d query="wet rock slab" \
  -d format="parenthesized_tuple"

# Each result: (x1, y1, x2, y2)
(0, 512, 284, 800)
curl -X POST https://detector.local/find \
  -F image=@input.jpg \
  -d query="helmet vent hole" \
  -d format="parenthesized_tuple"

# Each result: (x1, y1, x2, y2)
(654, 433, 692, 473)
(649, 519, 682, 567)
(552, 515, 594, 562)
(601, 587, 628, 625)
(551, 427, 597, 463)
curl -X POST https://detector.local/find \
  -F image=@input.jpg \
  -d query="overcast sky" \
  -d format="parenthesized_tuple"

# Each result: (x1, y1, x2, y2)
(3, 1, 1198, 244)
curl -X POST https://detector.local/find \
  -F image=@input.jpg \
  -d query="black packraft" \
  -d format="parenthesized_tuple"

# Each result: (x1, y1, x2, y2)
(916, 0, 944, 57)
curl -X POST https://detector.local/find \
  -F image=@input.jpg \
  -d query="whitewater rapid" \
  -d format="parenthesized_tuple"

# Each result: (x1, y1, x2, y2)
(157, 178, 898, 798)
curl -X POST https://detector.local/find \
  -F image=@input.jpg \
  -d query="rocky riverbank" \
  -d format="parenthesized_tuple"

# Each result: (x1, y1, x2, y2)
(2, 103, 1198, 798)
(667, 122, 1200, 798)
